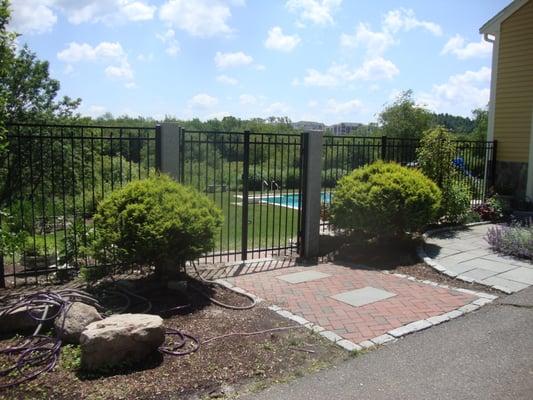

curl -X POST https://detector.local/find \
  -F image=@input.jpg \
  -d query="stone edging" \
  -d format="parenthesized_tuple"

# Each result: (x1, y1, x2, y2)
(415, 222, 511, 291)
(217, 273, 497, 353)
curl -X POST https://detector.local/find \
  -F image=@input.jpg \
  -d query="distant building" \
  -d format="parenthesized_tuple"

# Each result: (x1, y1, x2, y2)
(292, 121, 326, 131)
(329, 122, 362, 136)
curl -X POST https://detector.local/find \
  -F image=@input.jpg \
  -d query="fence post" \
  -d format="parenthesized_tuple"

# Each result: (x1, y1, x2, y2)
(300, 131, 323, 260)
(490, 140, 498, 192)
(0, 254, 4, 288)
(241, 131, 250, 261)
(156, 122, 181, 181)
(381, 136, 387, 160)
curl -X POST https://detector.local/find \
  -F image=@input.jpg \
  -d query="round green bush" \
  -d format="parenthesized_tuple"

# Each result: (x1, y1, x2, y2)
(92, 174, 222, 277)
(330, 161, 441, 238)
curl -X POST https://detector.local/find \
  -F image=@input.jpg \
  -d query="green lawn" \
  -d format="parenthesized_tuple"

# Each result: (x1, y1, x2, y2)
(206, 190, 300, 253)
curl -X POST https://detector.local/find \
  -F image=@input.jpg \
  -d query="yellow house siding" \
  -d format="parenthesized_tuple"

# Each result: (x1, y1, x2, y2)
(493, 0, 533, 163)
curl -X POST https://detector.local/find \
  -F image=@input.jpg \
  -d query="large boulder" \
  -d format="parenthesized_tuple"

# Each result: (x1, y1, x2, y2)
(79, 314, 165, 371)
(54, 302, 102, 344)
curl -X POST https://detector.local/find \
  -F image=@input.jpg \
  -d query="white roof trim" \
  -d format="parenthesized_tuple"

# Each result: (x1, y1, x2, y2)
(479, 0, 530, 34)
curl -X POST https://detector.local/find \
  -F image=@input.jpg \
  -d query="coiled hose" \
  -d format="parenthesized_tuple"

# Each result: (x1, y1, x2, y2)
(0, 289, 101, 389)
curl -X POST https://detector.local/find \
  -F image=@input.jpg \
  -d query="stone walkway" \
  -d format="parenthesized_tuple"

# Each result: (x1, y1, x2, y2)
(422, 223, 533, 293)
(222, 261, 493, 349)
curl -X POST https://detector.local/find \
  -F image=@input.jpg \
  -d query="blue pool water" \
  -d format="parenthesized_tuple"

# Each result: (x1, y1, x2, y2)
(263, 192, 331, 208)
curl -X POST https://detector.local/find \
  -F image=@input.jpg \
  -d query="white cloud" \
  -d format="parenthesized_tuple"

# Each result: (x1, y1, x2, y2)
(214, 51, 253, 68)
(216, 75, 238, 85)
(325, 98, 363, 114)
(286, 0, 342, 26)
(303, 66, 343, 87)
(55, 0, 156, 25)
(207, 111, 231, 120)
(302, 58, 398, 87)
(264, 26, 301, 52)
(265, 102, 290, 116)
(156, 29, 180, 57)
(383, 8, 442, 36)
(9, 0, 57, 34)
(57, 41, 126, 63)
(85, 105, 107, 118)
(419, 67, 491, 115)
(340, 23, 395, 56)
(441, 34, 492, 60)
(189, 93, 219, 108)
(105, 64, 134, 80)
(9, 1, 153, 33)
(137, 53, 154, 62)
(239, 94, 257, 105)
(159, 0, 233, 37)
(120, 1, 156, 21)
(57, 41, 134, 86)
(339, 9, 440, 58)
(352, 57, 399, 81)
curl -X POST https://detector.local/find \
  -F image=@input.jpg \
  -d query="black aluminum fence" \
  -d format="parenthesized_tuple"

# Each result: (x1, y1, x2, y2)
(177, 130, 303, 263)
(1, 123, 496, 287)
(320, 135, 497, 228)
(0, 123, 157, 287)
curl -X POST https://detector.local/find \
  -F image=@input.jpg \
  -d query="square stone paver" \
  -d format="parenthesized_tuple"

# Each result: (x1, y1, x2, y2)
(459, 258, 516, 273)
(497, 267, 533, 285)
(460, 268, 498, 282)
(481, 276, 529, 292)
(277, 270, 330, 284)
(331, 286, 396, 307)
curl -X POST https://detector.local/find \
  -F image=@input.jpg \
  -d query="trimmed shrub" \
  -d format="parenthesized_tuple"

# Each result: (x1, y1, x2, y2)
(486, 223, 533, 260)
(91, 174, 222, 278)
(330, 161, 441, 239)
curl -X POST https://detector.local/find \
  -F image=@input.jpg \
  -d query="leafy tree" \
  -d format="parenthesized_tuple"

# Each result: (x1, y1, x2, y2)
(432, 113, 475, 135)
(417, 126, 471, 222)
(471, 107, 488, 141)
(0, 0, 16, 155)
(377, 90, 433, 139)
(0, 1, 82, 205)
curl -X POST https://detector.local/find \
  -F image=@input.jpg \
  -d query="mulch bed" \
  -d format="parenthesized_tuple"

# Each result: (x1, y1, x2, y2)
(0, 278, 346, 400)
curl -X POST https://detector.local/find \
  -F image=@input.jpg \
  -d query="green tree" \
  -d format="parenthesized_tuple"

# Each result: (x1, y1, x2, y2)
(0, 0, 16, 155)
(378, 90, 433, 139)
(417, 126, 471, 223)
(471, 107, 488, 141)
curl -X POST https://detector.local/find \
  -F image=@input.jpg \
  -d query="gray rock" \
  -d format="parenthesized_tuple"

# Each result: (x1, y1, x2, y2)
(0, 306, 39, 334)
(54, 302, 102, 344)
(0, 305, 59, 334)
(80, 313, 165, 371)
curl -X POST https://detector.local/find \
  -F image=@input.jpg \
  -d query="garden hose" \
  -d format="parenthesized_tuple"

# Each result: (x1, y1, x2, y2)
(0, 289, 101, 389)
(188, 261, 256, 310)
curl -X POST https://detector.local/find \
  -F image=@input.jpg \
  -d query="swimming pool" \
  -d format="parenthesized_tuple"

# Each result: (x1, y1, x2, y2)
(262, 192, 332, 208)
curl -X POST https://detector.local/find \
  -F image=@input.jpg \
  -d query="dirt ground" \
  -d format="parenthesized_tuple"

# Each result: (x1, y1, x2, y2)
(0, 234, 504, 399)
(0, 279, 347, 400)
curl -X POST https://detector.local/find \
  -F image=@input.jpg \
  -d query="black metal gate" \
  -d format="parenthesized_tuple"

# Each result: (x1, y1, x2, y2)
(176, 129, 304, 263)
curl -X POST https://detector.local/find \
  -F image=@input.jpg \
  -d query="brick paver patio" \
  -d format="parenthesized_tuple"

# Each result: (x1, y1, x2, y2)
(226, 262, 477, 344)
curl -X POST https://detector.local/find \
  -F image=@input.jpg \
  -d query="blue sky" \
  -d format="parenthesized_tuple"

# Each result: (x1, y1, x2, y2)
(9, 0, 510, 124)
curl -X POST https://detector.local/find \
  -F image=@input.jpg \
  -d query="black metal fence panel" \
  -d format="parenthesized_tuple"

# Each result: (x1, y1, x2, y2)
(320, 135, 496, 229)
(179, 130, 303, 263)
(0, 123, 157, 287)
(1, 123, 496, 287)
